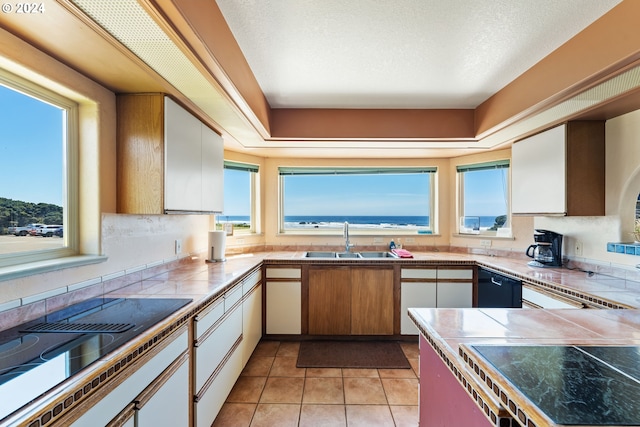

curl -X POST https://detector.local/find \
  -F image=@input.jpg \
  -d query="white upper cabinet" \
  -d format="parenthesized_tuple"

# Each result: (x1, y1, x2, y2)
(511, 121, 605, 216)
(117, 94, 223, 214)
(164, 97, 223, 213)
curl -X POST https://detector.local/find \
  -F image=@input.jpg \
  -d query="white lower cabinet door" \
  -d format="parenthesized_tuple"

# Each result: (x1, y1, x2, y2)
(194, 305, 243, 392)
(135, 354, 190, 426)
(266, 281, 301, 334)
(68, 329, 188, 427)
(400, 282, 437, 334)
(194, 343, 243, 427)
(437, 282, 473, 308)
(242, 284, 263, 366)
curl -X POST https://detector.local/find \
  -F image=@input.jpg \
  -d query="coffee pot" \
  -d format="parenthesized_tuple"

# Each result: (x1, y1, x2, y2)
(526, 229, 563, 267)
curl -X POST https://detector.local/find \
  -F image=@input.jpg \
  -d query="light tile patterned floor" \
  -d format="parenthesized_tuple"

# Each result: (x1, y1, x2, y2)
(213, 340, 420, 427)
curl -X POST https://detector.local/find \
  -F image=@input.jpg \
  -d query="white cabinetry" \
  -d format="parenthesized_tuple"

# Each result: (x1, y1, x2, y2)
(242, 269, 263, 365)
(522, 285, 583, 309)
(135, 353, 190, 426)
(116, 94, 224, 214)
(193, 268, 262, 427)
(164, 97, 223, 213)
(436, 268, 473, 308)
(401, 268, 437, 334)
(401, 266, 473, 335)
(511, 121, 604, 216)
(70, 327, 189, 427)
(193, 293, 243, 427)
(265, 267, 302, 335)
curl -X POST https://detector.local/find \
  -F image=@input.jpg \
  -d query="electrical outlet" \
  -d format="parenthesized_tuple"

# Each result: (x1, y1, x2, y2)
(405, 237, 415, 243)
(175, 239, 182, 254)
(373, 237, 384, 244)
(575, 240, 583, 256)
(480, 239, 492, 247)
(236, 238, 245, 244)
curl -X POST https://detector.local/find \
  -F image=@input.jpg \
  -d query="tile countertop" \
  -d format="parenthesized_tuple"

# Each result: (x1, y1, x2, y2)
(7, 250, 640, 426)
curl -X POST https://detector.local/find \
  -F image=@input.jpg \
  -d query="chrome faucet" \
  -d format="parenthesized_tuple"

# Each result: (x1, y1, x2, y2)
(343, 221, 354, 252)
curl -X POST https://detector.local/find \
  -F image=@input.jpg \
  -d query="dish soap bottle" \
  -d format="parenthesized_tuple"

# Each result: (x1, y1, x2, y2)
(389, 240, 396, 250)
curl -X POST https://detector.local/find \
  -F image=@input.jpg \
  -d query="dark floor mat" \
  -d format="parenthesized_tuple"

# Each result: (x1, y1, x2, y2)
(296, 340, 411, 369)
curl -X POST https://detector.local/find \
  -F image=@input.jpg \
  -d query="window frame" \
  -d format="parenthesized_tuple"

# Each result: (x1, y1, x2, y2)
(217, 161, 259, 234)
(278, 166, 437, 235)
(456, 160, 511, 237)
(0, 68, 79, 268)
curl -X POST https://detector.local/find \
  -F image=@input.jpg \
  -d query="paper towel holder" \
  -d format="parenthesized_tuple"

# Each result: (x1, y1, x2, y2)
(205, 230, 226, 263)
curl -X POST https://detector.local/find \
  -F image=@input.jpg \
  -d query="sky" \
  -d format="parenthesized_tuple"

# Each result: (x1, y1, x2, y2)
(0, 84, 64, 206)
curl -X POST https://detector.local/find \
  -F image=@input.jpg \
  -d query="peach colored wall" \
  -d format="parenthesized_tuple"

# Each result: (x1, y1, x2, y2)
(259, 154, 533, 252)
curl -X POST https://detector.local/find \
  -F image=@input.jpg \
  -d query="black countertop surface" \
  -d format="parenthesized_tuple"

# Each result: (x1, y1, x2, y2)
(471, 345, 640, 425)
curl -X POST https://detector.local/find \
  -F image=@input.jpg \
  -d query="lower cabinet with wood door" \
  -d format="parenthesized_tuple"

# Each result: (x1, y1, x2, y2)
(308, 266, 394, 335)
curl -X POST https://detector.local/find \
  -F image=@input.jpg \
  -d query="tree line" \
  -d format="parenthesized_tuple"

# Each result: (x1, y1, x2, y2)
(0, 197, 63, 232)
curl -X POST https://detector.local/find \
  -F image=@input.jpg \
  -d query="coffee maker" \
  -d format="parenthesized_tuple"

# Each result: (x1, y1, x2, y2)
(526, 229, 563, 267)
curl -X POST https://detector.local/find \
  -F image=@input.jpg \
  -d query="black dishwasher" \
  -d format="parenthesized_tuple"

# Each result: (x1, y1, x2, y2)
(477, 268, 522, 308)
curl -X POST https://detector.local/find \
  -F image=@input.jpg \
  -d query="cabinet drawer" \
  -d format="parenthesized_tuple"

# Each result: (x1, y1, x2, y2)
(438, 268, 473, 280)
(194, 298, 224, 339)
(194, 344, 243, 427)
(522, 286, 582, 309)
(224, 285, 242, 311)
(194, 305, 242, 392)
(266, 268, 301, 279)
(401, 268, 437, 279)
(243, 269, 262, 295)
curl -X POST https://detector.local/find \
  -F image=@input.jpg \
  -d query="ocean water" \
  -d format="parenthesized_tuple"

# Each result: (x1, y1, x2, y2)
(218, 215, 503, 228)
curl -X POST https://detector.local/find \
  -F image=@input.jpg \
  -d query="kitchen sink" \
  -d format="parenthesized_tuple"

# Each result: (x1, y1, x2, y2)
(304, 251, 337, 258)
(359, 251, 398, 258)
(336, 252, 362, 258)
(303, 251, 397, 259)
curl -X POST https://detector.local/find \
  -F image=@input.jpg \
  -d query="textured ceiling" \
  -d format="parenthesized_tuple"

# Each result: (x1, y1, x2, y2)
(216, 0, 621, 109)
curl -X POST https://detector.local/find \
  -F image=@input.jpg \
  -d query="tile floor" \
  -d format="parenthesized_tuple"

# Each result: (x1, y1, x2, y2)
(213, 340, 420, 427)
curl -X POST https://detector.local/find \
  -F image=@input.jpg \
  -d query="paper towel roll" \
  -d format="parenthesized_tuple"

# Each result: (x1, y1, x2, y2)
(207, 230, 226, 262)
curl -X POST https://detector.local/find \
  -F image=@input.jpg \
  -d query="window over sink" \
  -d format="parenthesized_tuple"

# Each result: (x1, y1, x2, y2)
(278, 166, 436, 234)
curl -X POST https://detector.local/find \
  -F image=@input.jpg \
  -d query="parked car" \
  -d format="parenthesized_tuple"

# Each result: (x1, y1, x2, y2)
(37, 225, 63, 237)
(11, 223, 45, 236)
(28, 224, 45, 236)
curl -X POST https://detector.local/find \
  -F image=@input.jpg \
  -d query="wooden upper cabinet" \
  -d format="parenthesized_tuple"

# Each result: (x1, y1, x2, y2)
(116, 94, 223, 214)
(511, 121, 605, 216)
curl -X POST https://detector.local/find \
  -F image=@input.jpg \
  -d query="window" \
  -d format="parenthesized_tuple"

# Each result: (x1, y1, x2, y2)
(457, 160, 510, 236)
(217, 161, 259, 234)
(0, 69, 77, 266)
(279, 167, 436, 234)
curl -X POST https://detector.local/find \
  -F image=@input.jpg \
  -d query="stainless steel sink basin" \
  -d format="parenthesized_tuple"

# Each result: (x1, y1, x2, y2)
(336, 252, 362, 258)
(304, 251, 337, 258)
(359, 251, 398, 258)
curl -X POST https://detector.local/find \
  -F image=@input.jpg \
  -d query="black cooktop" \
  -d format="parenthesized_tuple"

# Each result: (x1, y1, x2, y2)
(0, 297, 191, 421)
(471, 345, 640, 425)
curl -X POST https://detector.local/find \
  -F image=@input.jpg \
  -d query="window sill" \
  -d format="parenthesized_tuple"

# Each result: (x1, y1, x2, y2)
(0, 255, 108, 282)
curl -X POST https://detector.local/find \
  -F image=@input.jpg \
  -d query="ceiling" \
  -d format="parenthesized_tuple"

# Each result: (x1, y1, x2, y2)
(2, 0, 639, 159)
(216, 0, 621, 110)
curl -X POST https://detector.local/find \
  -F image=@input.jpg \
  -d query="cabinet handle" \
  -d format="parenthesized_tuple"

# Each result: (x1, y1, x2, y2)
(490, 277, 503, 286)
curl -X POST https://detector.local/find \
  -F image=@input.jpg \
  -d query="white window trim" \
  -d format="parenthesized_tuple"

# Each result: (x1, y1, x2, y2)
(456, 160, 512, 238)
(218, 161, 259, 234)
(0, 69, 80, 268)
